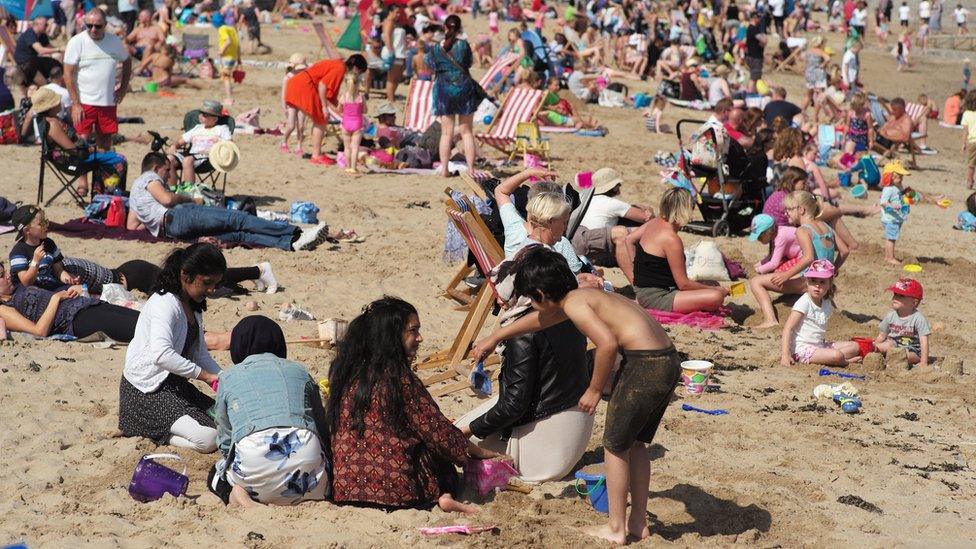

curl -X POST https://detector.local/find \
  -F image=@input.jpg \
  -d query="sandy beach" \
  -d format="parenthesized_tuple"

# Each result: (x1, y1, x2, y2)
(1, 12, 975, 547)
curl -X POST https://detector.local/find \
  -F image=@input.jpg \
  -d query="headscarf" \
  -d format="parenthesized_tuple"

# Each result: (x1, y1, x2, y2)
(230, 315, 287, 364)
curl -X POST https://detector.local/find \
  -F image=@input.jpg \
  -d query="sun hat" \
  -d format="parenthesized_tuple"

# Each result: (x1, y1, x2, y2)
(590, 167, 624, 195)
(209, 141, 240, 172)
(374, 101, 398, 117)
(887, 277, 923, 300)
(804, 259, 836, 279)
(200, 99, 224, 117)
(30, 88, 62, 114)
(882, 160, 911, 177)
(288, 52, 308, 71)
(748, 213, 775, 241)
(11, 205, 41, 233)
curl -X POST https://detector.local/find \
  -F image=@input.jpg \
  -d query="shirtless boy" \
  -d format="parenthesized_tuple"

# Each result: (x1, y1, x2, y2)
(125, 10, 165, 60)
(472, 246, 680, 545)
(138, 44, 200, 89)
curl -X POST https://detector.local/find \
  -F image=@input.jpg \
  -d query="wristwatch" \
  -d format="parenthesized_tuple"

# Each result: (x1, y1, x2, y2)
(29, 260, 38, 269)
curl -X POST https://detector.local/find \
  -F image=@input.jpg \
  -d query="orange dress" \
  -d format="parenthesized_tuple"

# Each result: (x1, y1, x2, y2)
(284, 59, 346, 126)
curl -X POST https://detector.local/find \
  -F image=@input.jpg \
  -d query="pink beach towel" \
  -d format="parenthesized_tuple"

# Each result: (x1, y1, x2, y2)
(646, 307, 730, 330)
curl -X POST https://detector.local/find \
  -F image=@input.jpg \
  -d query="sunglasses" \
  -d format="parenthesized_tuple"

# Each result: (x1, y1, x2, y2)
(87, 23, 105, 30)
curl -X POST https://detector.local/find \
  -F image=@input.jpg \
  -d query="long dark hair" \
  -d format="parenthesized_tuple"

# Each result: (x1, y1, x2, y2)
(153, 243, 227, 312)
(443, 14, 462, 50)
(326, 297, 418, 435)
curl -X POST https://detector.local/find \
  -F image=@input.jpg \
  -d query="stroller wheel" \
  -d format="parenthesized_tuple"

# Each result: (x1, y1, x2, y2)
(712, 219, 730, 238)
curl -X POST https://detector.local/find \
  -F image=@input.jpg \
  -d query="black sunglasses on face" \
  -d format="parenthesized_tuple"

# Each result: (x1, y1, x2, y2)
(87, 23, 105, 30)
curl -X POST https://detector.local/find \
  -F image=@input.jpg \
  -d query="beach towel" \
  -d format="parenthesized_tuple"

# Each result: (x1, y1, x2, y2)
(667, 98, 713, 111)
(645, 307, 730, 330)
(49, 219, 260, 248)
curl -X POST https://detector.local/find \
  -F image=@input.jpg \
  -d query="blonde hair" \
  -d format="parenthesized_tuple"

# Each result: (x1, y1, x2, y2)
(341, 71, 362, 101)
(659, 187, 694, 227)
(526, 192, 571, 226)
(849, 91, 868, 113)
(783, 190, 823, 219)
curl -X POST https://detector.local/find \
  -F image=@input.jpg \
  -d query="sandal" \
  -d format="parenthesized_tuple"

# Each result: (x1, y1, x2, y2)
(279, 143, 290, 153)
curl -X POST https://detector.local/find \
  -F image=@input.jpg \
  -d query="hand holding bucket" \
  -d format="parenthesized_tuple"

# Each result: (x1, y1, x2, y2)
(129, 453, 189, 503)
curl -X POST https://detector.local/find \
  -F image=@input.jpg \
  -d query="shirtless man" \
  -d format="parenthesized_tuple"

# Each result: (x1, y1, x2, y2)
(137, 44, 200, 88)
(655, 39, 683, 80)
(873, 97, 918, 167)
(125, 10, 165, 60)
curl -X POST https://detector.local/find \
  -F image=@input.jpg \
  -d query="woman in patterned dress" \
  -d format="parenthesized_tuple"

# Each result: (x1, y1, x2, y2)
(425, 15, 479, 177)
(327, 297, 506, 513)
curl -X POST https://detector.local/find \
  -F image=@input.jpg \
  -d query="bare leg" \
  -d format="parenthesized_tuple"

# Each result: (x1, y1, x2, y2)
(611, 226, 631, 270)
(311, 124, 325, 157)
(808, 346, 862, 366)
(884, 239, 900, 264)
(830, 217, 859, 252)
(671, 288, 726, 313)
(437, 493, 477, 514)
(228, 484, 262, 508)
(750, 276, 807, 327)
(205, 330, 231, 350)
(181, 155, 196, 183)
(582, 447, 629, 545)
(223, 77, 233, 106)
(457, 114, 477, 173)
(438, 115, 456, 177)
(341, 130, 352, 167)
(626, 443, 651, 542)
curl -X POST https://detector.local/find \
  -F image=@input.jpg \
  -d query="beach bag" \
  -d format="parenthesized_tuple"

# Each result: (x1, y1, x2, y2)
(657, 79, 679, 99)
(855, 156, 881, 187)
(104, 196, 126, 228)
(957, 211, 976, 231)
(290, 201, 320, 224)
(0, 111, 18, 145)
(473, 98, 498, 125)
(633, 92, 652, 108)
(690, 128, 720, 170)
(598, 88, 627, 108)
(84, 194, 129, 222)
(686, 241, 731, 281)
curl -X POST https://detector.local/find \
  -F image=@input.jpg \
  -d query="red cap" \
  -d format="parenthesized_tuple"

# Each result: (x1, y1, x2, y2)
(887, 278, 923, 300)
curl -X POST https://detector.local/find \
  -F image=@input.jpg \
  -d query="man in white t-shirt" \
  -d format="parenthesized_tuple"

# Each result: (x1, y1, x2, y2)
(955, 4, 970, 33)
(172, 100, 233, 184)
(898, 0, 911, 25)
(919, 0, 931, 23)
(63, 8, 131, 152)
(571, 167, 654, 268)
(768, 0, 786, 35)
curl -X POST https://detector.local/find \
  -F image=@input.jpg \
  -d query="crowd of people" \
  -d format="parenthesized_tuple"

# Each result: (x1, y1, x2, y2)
(0, 0, 966, 544)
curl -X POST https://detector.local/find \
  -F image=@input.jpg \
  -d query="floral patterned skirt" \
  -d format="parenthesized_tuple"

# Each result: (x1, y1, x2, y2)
(218, 427, 329, 505)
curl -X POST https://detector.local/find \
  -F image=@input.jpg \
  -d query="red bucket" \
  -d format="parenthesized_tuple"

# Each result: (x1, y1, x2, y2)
(852, 337, 875, 358)
(232, 69, 246, 84)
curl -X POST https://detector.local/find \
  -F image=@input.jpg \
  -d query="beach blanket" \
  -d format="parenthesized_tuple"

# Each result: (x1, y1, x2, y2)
(49, 219, 260, 248)
(667, 98, 713, 111)
(646, 306, 730, 330)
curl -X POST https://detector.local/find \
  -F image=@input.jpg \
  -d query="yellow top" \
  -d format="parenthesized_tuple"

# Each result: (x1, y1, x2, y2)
(217, 25, 239, 62)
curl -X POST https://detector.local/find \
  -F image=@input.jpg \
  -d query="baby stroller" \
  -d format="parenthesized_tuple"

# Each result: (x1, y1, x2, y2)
(675, 119, 760, 237)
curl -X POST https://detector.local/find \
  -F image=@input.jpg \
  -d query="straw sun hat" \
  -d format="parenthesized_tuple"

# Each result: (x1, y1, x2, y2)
(288, 53, 308, 71)
(30, 88, 62, 114)
(209, 141, 241, 173)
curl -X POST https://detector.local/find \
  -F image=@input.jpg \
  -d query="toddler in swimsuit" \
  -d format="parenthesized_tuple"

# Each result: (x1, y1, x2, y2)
(339, 71, 367, 174)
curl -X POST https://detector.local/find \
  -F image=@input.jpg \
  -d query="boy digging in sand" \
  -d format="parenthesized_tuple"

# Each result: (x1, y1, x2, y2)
(472, 246, 680, 544)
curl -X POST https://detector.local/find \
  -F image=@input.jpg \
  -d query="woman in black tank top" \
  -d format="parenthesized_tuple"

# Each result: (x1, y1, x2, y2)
(624, 188, 728, 313)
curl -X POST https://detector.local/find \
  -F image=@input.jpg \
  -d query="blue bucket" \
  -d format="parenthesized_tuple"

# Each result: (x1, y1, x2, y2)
(850, 183, 867, 199)
(837, 171, 851, 187)
(575, 469, 609, 513)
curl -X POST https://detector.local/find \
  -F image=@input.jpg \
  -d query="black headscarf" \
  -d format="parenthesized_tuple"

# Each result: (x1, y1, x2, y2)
(230, 315, 287, 364)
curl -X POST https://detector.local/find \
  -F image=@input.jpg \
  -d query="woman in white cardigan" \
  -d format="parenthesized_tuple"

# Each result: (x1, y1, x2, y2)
(119, 243, 226, 453)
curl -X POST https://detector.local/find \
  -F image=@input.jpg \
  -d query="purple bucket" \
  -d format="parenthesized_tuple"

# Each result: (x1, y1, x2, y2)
(128, 453, 189, 503)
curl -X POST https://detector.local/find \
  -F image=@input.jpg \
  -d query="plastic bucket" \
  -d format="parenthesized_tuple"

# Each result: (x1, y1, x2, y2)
(729, 281, 746, 297)
(837, 171, 851, 187)
(575, 470, 609, 513)
(681, 360, 713, 395)
(851, 337, 875, 358)
(128, 453, 188, 502)
(850, 184, 867, 199)
(143, 82, 158, 93)
(232, 69, 246, 83)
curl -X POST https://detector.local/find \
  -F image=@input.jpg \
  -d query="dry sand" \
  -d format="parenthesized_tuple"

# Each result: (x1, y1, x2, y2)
(1, 14, 975, 548)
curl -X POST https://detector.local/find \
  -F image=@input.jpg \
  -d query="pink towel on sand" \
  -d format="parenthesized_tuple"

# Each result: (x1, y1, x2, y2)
(646, 307, 730, 330)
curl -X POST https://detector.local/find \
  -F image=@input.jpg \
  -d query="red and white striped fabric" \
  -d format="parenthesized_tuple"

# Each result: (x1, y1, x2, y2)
(905, 102, 928, 123)
(478, 52, 520, 89)
(447, 209, 501, 303)
(476, 88, 544, 152)
(404, 79, 434, 132)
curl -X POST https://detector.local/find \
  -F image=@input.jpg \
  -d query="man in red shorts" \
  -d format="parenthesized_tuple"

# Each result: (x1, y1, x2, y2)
(64, 8, 132, 152)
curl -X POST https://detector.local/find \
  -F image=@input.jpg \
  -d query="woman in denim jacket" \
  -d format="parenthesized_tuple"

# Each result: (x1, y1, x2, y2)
(208, 315, 329, 507)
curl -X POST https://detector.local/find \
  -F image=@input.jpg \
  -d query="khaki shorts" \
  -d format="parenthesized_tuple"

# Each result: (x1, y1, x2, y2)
(571, 226, 616, 267)
(635, 286, 678, 312)
(967, 142, 976, 168)
(603, 347, 680, 453)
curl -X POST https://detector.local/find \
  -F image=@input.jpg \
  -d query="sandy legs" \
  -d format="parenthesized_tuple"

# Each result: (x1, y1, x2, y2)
(582, 442, 651, 545)
(749, 276, 807, 328)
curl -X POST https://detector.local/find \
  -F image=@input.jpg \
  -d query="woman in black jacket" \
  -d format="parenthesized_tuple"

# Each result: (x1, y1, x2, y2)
(455, 318, 594, 482)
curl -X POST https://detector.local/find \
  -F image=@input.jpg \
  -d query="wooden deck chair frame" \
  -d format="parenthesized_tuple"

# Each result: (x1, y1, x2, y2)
(479, 51, 521, 96)
(477, 88, 545, 157)
(403, 78, 435, 132)
(422, 191, 505, 375)
(312, 21, 342, 60)
(773, 46, 803, 73)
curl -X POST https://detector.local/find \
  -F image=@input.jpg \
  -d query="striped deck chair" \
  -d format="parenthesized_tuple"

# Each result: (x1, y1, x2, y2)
(476, 88, 545, 159)
(403, 78, 434, 132)
(479, 51, 520, 95)
(312, 21, 341, 60)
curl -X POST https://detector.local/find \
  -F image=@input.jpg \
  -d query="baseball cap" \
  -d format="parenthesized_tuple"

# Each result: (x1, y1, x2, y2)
(11, 205, 41, 233)
(748, 214, 774, 241)
(804, 259, 835, 279)
(886, 278, 923, 300)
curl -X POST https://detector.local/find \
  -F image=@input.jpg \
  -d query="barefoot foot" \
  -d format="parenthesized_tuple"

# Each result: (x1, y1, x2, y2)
(885, 258, 901, 266)
(627, 518, 650, 542)
(228, 484, 262, 508)
(582, 524, 628, 545)
(438, 493, 477, 514)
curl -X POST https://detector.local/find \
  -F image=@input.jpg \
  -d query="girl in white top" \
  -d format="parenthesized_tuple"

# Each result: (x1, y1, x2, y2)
(780, 259, 861, 366)
(119, 244, 226, 453)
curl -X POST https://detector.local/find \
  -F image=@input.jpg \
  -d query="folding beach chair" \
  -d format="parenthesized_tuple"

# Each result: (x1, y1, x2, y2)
(181, 109, 235, 194)
(478, 51, 520, 96)
(476, 88, 545, 159)
(178, 33, 210, 77)
(512, 121, 551, 165)
(312, 21, 341, 60)
(35, 118, 98, 208)
(773, 37, 806, 73)
(432, 191, 505, 373)
(403, 78, 435, 132)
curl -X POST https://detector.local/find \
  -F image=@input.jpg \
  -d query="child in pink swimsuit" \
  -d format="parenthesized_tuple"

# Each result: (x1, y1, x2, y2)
(338, 71, 366, 174)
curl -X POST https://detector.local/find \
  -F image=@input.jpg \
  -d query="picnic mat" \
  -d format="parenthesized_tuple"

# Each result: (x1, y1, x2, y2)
(49, 219, 260, 248)
(646, 306, 730, 330)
